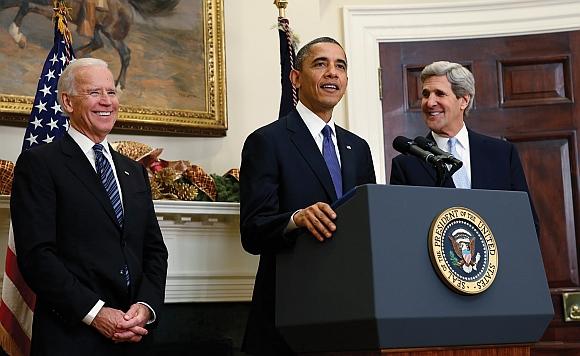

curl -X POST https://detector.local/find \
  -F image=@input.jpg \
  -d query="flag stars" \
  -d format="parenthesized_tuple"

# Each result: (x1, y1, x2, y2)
(39, 84, 51, 97)
(45, 69, 55, 81)
(35, 100, 47, 113)
(47, 118, 59, 131)
(49, 53, 58, 66)
(63, 119, 69, 131)
(42, 134, 55, 144)
(31, 116, 43, 129)
(25, 133, 38, 146)
(51, 102, 62, 114)
(60, 53, 67, 65)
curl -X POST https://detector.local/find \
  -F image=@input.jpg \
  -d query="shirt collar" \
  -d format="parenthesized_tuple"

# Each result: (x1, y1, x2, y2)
(431, 123, 469, 150)
(68, 126, 111, 156)
(296, 101, 337, 138)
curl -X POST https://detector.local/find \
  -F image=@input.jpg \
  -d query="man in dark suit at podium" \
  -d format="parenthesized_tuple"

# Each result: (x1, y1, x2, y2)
(240, 37, 376, 355)
(390, 61, 538, 231)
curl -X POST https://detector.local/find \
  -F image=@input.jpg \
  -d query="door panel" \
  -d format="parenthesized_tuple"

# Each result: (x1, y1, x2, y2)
(380, 31, 580, 353)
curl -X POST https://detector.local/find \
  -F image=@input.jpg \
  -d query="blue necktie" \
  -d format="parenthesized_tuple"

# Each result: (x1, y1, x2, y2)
(447, 137, 470, 189)
(322, 125, 342, 198)
(93, 144, 130, 287)
(93, 144, 124, 225)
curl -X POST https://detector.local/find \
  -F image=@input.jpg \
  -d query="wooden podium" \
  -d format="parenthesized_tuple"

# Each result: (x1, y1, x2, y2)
(301, 344, 530, 355)
(276, 185, 552, 354)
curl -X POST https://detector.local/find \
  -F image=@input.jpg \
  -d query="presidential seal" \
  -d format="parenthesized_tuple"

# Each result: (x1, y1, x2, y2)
(428, 207, 498, 295)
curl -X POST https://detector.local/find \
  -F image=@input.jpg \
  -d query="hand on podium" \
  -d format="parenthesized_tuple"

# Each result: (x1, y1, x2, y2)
(293, 202, 337, 242)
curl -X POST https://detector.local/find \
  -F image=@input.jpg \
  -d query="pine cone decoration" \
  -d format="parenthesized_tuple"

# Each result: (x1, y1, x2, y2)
(149, 177, 163, 200)
(171, 182, 198, 201)
(155, 167, 181, 188)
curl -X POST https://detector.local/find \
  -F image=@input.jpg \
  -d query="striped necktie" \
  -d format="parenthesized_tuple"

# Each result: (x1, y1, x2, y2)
(93, 144, 130, 286)
(93, 144, 124, 226)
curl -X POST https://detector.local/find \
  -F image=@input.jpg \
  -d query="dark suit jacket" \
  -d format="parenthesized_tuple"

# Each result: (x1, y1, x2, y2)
(390, 129, 539, 232)
(240, 109, 376, 355)
(11, 133, 168, 356)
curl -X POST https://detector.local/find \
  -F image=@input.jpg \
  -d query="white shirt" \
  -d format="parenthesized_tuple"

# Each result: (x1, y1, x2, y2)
(431, 124, 472, 187)
(295, 101, 342, 166)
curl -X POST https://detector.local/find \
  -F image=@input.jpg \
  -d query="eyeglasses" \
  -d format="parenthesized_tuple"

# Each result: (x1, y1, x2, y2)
(71, 89, 117, 99)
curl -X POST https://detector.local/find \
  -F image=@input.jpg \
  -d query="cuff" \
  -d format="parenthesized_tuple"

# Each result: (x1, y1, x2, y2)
(284, 209, 301, 234)
(137, 301, 156, 324)
(82, 299, 105, 325)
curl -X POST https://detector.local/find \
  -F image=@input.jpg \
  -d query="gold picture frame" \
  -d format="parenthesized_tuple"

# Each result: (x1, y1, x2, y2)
(0, 0, 227, 137)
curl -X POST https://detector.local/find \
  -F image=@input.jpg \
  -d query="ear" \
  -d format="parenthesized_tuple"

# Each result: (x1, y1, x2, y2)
(61, 93, 74, 114)
(290, 69, 301, 88)
(460, 95, 470, 110)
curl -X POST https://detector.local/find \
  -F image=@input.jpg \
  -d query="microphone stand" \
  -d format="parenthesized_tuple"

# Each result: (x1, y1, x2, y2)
(434, 158, 449, 187)
(435, 156, 464, 187)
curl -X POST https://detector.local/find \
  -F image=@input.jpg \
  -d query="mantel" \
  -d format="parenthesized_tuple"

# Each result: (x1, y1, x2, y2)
(0, 195, 257, 303)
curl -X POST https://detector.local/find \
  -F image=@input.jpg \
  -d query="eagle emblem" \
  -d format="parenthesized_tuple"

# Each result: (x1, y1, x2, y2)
(449, 228, 481, 273)
(428, 207, 499, 295)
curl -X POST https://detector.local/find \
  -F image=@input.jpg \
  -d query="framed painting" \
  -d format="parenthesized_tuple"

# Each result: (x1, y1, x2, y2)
(0, 0, 227, 136)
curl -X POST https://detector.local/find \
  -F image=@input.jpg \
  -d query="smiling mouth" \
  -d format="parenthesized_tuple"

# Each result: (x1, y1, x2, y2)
(320, 84, 339, 91)
(95, 112, 112, 117)
(427, 111, 443, 117)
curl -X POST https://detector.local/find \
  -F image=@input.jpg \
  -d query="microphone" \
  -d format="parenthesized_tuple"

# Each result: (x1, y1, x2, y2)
(414, 136, 463, 168)
(393, 136, 443, 166)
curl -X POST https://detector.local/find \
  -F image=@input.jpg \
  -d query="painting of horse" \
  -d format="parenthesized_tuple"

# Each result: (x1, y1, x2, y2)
(0, 0, 210, 116)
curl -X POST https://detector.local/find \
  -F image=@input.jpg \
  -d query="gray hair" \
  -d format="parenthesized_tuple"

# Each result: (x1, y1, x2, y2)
(57, 58, 110, 115)
(421, 61, 475, 116)
(295, 36, 345, 71)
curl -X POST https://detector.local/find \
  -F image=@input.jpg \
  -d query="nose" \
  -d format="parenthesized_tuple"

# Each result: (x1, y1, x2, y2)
(99, 93, 114, 105)
(324, 64, 339, 78)
(424, 93, 437, 107)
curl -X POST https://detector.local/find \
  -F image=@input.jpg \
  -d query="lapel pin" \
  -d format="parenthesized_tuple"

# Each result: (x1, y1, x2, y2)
(124, 171, 130, 176)
(346, 145, 352, 150)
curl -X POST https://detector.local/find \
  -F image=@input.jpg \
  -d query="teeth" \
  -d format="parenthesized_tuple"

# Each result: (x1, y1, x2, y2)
(96, 112, 111, 116)
(321, 84, 338, 89)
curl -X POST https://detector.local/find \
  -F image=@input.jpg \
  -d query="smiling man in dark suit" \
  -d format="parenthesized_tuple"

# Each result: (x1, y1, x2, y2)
(240, 37, 376, 355)
(11, 58, 168, 355)
(390, 61, 538, 231)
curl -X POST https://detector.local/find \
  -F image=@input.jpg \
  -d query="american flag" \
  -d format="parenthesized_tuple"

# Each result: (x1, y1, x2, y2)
(277, 16, 298, 119)
(0, 2, 74, 354)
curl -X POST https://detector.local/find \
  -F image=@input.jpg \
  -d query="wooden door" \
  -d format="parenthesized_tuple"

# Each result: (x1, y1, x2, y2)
(380, 31, 580, 354)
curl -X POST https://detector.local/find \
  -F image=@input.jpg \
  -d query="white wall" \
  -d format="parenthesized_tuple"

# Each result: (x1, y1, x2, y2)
(0, 0, 496, 174)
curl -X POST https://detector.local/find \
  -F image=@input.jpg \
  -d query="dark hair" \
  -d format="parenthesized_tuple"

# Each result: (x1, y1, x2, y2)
(295, 37, 345, 70)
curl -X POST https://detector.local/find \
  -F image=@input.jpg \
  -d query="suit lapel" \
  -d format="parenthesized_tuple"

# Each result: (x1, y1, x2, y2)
(336, 126, 355, 192)
(287, 110, 337, 201)
(111, 148, 133, 230)
(61, 134, 120, 228)
(468, 130, 485, 189)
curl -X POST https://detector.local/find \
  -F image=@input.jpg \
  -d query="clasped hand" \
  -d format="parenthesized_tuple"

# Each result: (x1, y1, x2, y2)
(293, 202, 337, 242)
(92, 303, 151, 343)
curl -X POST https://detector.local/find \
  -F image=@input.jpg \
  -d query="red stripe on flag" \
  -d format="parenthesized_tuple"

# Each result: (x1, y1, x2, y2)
(0, 301, 30, 356)
(4, 248, 36, 311)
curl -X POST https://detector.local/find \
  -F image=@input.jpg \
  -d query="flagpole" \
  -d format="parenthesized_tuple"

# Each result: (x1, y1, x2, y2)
(274, 0, 298, 119)
(274, 0, 288, 18)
